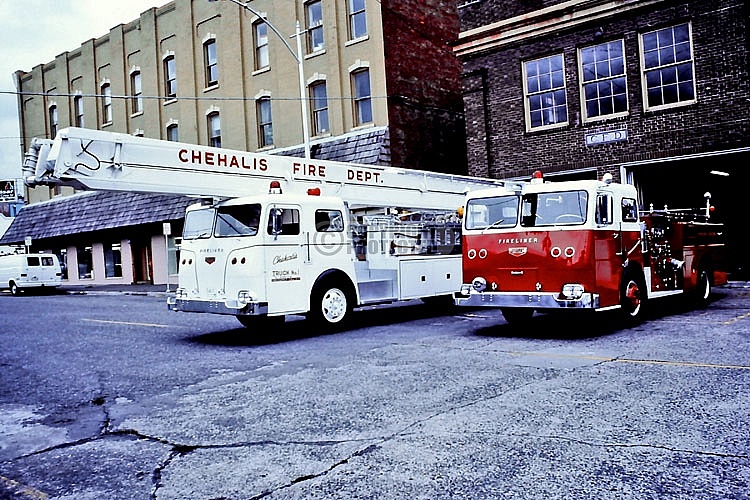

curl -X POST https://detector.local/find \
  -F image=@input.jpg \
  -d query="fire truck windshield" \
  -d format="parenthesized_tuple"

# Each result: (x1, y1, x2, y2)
(183, 208, 216, 239)
(215, 204, 262, 237)
(465, 195, 519, 230)
(521, 190, 588, 227)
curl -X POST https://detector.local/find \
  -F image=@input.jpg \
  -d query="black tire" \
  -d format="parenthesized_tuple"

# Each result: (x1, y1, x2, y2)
(620, 268, 647, 324)
(236, 314, 285, 330)
(10, 282, 21, 296)
(501, 307, 535, 325)
(308, 279, 354, 328)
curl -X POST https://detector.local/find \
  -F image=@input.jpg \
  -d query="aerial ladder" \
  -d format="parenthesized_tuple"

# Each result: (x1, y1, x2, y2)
(24, 127, 504, 329)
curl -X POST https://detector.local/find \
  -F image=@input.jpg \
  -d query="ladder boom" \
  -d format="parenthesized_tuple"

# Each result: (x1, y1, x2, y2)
(24, 127, 501, 209)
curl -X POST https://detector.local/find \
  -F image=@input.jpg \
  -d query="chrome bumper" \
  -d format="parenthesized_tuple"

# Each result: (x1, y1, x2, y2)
(453, 290, 599, 309)
(168, 296, 269, 316)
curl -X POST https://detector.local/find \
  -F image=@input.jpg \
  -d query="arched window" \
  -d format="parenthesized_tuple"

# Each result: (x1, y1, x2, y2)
(256, 97, 273, 147)
(310, 81, 329, 136)
(130, 69, 143, 114)
(101, 82, 112, 125)
(207, 111, 221, 147)
(351, 69, 372, 125)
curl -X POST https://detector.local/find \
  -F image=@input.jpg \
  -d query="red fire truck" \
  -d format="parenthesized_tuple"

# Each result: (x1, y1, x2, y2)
(454, 171, 728, 324)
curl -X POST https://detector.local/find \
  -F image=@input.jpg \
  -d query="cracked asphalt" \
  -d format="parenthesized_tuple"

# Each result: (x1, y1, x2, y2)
(1, 284, 749, 499)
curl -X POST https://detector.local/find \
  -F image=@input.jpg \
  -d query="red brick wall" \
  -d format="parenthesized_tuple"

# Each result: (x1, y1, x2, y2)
(381, 0, 468, 174)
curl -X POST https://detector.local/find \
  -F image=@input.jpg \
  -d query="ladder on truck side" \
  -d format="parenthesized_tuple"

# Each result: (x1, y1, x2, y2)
(24, 127, 502, 209)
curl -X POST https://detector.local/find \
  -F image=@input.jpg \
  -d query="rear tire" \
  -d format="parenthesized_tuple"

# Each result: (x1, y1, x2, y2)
(620, 268, 647, 324)
(10, 282, 21, 296)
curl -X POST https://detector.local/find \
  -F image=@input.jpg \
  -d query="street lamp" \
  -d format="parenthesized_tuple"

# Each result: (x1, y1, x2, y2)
(208, 0, 311, 159)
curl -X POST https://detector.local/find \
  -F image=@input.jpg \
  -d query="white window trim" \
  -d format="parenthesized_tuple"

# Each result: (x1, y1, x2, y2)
(521, 54, 569, 132)
(638, 22, 697, 112)
(577, 39, 629, 124)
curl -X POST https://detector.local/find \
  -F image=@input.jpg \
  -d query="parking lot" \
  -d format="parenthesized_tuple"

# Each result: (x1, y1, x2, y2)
(1, 284, 748, 499)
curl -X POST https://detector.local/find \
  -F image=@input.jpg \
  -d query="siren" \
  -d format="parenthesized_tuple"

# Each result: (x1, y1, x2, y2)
(531, 170, 544, 184)
(307, 187, 321, 196)
(269, 181, 282, 194)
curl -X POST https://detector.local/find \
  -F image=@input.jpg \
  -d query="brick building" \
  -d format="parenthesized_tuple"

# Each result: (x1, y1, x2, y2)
(3, 0, 467, 285)
(454, 0, 750, 276)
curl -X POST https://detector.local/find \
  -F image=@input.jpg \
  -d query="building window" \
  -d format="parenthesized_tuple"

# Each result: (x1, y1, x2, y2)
(352, 69, 372, 126)
(257, 97, 273, 147)
(208, 111, 221, 147)
(101, 83, 112, 125)
(130, 70, 143, 114)
(305, 1, 324, 53)
(164, 55, 177, 99)
(523, 54, 568, 130)
(204, 39, 218, 87)
(77, 245, 93, 280)
(254, 21, 269, 70)
(640, 22, 695, 111)
(48, 104, 58, 138)
(167, 123, 179, 142)
(348, 0, 367, 40)
(74, 95, 84, 127)
(310, 81, 329, 136)
(104, 243, 123, 278)
(579, 40, 627, 121)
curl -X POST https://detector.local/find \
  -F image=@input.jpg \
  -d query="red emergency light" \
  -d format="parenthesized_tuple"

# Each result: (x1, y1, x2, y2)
(269, 181, 282, 194)
(531, 170, 543, 183)
(307, 187, 321, 196)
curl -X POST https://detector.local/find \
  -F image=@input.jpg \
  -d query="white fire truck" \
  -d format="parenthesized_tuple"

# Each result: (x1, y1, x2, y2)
(454, 171, 728, 324)
(23, 127, 502, 328)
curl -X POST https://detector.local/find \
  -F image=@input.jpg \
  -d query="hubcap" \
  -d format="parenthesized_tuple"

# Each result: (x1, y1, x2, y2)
(625, 280, 641, 315)
(321, 288, 347, 323)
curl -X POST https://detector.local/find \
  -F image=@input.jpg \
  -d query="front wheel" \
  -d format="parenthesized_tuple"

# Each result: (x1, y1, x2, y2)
(620, 268, 647, 324)
(308, 282, 353, 328)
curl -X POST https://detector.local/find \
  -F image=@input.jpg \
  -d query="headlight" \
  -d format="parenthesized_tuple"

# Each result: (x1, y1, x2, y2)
(175, 288, 188, 299)
(561, 284, 584, 299)
(471, 277, 487, 292)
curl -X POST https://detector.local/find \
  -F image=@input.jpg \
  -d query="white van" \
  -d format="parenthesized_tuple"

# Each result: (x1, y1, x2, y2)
(0, 253, 63, 295)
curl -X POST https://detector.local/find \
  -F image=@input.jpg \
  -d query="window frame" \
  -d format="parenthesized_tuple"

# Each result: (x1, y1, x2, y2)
(101, 82, 112, 125)
(164, 54, 177, 100)
(305, 0, 324, 54)
(352, 68, 373, 126)
(578, 39, 628, 123)
(48, 104, 58, 138)
(207, 111, 221, 148)
(254, 20, 270, 71)
(257, 97, 274, 148)
(522, 53, 568, 131)
(639, 22, 697, 112)
(74, 94, 84, 127)
(204, 38, 219, 88)
(310, 81, 330, 136)
(130, 70, 143, 115)
(348, 0, 367, 40)
(167, 123, 179, 142)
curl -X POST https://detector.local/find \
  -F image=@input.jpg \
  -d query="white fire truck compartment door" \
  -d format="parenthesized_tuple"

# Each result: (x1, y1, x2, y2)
(398, 256, 462, 300)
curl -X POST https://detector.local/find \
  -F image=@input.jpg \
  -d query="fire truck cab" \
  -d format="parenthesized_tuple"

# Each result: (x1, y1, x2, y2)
(454, 172, 727, 324)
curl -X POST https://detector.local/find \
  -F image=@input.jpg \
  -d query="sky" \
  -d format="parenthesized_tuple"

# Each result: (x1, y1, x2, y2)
(0, 0, 167, 182)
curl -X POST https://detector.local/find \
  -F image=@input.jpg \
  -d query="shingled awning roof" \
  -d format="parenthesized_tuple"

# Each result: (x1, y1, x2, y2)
(275, 126, 390, 164)
(0, 191, 195, 245)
